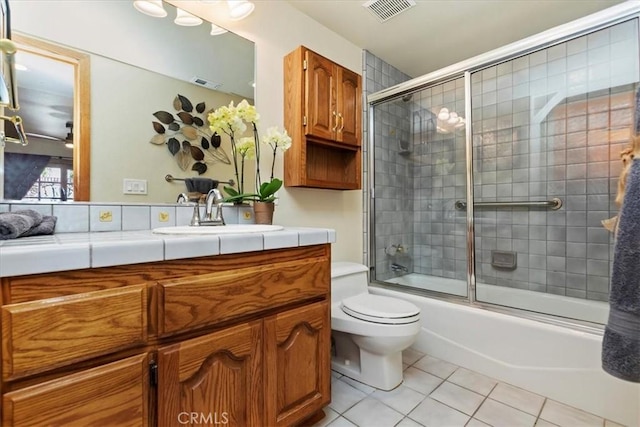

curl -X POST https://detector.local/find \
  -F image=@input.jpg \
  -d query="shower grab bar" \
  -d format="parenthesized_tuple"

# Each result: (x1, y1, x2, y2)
(454, 198, 563, 211)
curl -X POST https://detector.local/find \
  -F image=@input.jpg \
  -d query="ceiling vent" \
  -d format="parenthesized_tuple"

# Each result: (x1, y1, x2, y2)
(190, 76, 222, 90)
(363, 0, 416, 23)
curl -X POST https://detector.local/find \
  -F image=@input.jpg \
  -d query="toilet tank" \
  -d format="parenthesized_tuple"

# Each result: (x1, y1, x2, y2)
(331, 262, 370, 304)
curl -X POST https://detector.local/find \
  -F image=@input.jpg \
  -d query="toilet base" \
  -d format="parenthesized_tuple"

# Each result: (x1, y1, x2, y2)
(331, 331, 404, 391)
(331, 351, 403, 391)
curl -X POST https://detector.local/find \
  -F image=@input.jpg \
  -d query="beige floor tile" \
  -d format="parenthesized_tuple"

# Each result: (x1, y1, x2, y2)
(604, 420, 627, 427)
(311, 408, 340, 427)
(413, 355, 458, 379)
(343, 397, 404, 427)
(402, 366, 444, 395)
(539, 399, 604, 427)
(408, 397, 470, 427)
(475, 399, 536, 427)
(339, 376, 376, 395)
(489, 382, 545, 416)
(402, 348, 425, 365)
(535, 419, 559, 427)
(429, 381, 485, 416)
(467, 419, 492, 427)
(396, 417, 424, 427)
(448, 367, 498, 396)
(329, 378, 368, 414)
(327, 417, 357, 427)
(371, 384, 426, 415)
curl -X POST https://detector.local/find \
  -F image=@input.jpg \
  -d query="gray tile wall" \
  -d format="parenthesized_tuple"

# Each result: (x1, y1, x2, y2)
(362, 51, 412, 279)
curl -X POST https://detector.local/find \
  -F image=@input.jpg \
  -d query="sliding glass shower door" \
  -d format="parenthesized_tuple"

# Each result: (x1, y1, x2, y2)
(470, 19, 640, 323)
(372, 77, 468, 298)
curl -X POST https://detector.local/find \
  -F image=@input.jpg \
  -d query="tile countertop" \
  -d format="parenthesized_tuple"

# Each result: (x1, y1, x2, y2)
(0, 227, 336, 277)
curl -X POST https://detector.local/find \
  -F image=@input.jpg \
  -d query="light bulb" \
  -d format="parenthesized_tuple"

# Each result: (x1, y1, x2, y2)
(437, 107, 449, 121)
(175, 8, 203, 26)
(133, 0, 167, 18)
(210, 23, 228, 36)
(227, 0, 255, 20)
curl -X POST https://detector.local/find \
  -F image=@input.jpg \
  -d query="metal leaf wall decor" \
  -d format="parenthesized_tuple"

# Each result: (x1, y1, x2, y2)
(149, 94, 231, 175)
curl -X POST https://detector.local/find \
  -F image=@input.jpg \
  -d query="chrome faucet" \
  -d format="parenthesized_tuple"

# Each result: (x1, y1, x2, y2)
(390, 262, 409, 273)
(189, 189, 227, 226)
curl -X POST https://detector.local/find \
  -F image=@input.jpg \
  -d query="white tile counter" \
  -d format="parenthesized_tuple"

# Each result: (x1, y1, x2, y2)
(0, 227, 336, 277)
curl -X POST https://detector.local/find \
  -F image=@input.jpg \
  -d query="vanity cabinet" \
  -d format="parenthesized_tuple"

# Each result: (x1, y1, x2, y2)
(0, 244, 331, 426)
(284, 45, 362, 190)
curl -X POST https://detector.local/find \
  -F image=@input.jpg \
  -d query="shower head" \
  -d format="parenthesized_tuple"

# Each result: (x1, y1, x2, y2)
(401, 93, 413, 102)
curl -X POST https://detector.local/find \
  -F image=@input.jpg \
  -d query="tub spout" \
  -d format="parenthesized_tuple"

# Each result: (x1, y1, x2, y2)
(391, 263, 408, 273)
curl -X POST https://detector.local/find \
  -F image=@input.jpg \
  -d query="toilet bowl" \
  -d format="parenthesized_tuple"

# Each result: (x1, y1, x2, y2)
(331, 262, 421, 390)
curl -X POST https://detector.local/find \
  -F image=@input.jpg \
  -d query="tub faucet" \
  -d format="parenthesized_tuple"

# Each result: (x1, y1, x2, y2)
(391, 262, 408, 273)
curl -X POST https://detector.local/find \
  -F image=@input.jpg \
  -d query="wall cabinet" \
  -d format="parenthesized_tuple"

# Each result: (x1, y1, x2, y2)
(1, 245, 331, 426)
(284, 45, 362, 190)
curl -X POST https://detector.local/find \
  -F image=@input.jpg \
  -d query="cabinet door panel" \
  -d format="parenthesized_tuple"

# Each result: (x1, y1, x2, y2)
(157, 321, 262, 427)
(2, 353, 149, 426)
(305, 50, 336, 141)
(2, 285, 148, 380)
(265, 301, 330, 426)
(337, 68, 361, 147)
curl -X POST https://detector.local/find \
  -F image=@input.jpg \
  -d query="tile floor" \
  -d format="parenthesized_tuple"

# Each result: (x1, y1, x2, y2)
(311, 349, 626, 427)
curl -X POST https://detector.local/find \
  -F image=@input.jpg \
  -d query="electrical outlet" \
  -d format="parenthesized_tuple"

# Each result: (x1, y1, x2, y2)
(123, 179, 148, 195)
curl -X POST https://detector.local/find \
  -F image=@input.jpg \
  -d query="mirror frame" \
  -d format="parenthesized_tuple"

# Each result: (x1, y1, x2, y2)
(11, 33, 91, 201)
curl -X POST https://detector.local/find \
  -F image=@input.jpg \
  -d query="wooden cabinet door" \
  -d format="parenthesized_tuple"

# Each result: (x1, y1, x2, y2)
(305, 50, 336, 141)
(264, 301, 330, 427)
(336, 67, 361, 147)
(157, 321, 262, 427)
(2, 353, 149, 426)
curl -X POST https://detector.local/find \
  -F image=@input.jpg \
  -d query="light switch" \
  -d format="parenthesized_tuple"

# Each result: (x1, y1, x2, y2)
(123, 179, 148, 195)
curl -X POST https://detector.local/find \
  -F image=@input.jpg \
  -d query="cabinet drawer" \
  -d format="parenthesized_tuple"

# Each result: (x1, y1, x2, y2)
(2, 285, 148, 380)
(3, 353, 149, 427)
(158, 257, 329, 336)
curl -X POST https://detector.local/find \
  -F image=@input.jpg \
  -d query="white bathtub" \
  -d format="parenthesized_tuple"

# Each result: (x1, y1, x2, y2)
(371, 286, 640, 426)
(386, 273, 609, 324)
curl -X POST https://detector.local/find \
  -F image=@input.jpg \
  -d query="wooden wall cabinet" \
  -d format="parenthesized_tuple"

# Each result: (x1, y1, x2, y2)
(284, 45, 362, 190)
(1, 245, 331, 426)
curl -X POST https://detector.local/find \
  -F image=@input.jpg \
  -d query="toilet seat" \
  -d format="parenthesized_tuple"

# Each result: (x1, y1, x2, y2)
(341, 294, 420, 325)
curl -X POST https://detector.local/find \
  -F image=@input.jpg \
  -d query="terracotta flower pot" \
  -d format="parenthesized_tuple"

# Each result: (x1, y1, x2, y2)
(253, 201, 275, 225)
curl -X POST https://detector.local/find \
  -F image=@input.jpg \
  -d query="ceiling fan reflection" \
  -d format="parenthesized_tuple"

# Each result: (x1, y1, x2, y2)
(24, 121, 73, 148)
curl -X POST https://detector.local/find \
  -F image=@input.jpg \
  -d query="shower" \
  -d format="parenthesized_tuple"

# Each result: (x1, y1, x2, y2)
(368, 16, 640, 325)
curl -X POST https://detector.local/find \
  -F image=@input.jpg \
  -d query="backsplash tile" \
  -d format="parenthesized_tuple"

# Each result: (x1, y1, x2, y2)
(89, 205, 122, 232)
(151, 206, 176, 229)
(122, 206, 150, 231)
(53, 204, 90, 233)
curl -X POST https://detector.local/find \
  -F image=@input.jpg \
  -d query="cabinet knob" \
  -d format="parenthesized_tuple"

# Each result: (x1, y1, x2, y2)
(332, 111, 339, 132)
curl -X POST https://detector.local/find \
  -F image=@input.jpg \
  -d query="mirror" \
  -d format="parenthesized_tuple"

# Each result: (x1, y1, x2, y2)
(3, 0, 255, 203)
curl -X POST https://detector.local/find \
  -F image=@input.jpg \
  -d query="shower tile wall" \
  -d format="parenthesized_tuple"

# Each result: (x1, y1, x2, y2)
(472, 19, 639, 302)
(410, 78, 468, 281)
(362, 51, 412, 277)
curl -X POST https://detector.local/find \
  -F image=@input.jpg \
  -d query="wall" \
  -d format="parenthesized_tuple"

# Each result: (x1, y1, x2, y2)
(170, 1, 365, 262)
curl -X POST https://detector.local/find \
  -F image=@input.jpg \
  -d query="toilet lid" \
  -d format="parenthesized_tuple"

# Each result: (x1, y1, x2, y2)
(341, 294, 420, 325)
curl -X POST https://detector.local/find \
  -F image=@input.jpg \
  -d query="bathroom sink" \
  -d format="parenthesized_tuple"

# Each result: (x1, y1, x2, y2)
(152, 224, 284, 235)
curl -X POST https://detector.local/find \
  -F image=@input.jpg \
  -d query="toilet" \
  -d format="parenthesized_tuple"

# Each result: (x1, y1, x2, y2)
(331, 262, 421, 390)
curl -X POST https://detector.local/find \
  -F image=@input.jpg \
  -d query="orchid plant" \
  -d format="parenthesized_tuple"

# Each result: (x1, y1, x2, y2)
(207, 100, 291, 203)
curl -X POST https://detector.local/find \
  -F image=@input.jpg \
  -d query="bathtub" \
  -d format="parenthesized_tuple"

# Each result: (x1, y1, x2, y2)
(371, 286, 640, 426)
(386, 274, 609, 324)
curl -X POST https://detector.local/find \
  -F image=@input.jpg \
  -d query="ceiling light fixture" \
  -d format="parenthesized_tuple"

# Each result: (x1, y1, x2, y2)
(227, 0, 255, 20)
(133, 0, 167, 18)
(175, 8, 203, 26)
(210, 23, 228, 36)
